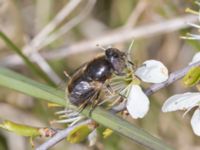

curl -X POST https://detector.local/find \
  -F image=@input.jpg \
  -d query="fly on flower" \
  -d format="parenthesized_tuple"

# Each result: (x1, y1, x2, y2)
(52, 45, 131, 125)
(116, 59, 169, 119)
(108, 43, 169, 119)
(66, 47, 128, 113)
(55, 42, 169, 125)
(51, 42, 169, 147)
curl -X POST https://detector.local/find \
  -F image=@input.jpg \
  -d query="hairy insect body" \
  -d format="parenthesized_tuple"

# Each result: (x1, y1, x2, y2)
(67, 48, 126, 107)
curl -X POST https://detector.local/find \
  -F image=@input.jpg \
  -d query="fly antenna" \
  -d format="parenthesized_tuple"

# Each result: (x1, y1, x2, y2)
(126, 40, 135, 55)
(126, 40, 135, 67)
(96, 44, 106, 51)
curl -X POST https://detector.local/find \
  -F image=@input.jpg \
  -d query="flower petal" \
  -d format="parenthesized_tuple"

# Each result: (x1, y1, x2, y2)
(88, 129, 97, 146)
(191, 109, 200, 136)
(162, 92, 200, 112)
(189, 52, 200, 65)
(135, 60, 168, 83)
(126, 85, 149, 119)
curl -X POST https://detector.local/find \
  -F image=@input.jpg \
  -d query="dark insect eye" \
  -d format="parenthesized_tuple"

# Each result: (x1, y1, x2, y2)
(112, 53, 119, 58)
(105, 48, 120, 58)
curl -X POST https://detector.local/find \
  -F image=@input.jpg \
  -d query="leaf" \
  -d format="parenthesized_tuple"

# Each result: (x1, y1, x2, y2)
(0, 67, 174, 150)
(0, 31, 56, 86)
(67, 125, 91, 143)
(183, 66, 200, 86)
(0, 120, 40, 137)
(0, 67, 66, 106)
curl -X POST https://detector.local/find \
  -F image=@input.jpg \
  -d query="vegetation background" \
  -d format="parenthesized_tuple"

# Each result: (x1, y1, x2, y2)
(0, 0, 200, 150)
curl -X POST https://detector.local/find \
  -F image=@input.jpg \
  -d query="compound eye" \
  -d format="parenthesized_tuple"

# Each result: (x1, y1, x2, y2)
(105, 48, 121, 58)
(113, 53, 120, 58)
(105, 49, 113, 57)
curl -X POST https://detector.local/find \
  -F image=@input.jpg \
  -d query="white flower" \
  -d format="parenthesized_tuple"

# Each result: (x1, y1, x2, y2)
(126, 85, 149, 119)
(191, 109, 200, 136)
(124, 60, 169, 119)
(162, 92, 200, 136)
(162, 92, 200, 112)
(135, 60, 168, 83)
(109, 57, 168, 119)
(189, 52, 200, 65)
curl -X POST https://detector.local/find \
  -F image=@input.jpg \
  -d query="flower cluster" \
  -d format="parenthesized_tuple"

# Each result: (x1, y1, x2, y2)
(107, 56, 169, 119)
(51, 48, 170, 145)
(161, 4, 200, 136)
(124, 60, 169, 119)
(162, 52, 200, 136)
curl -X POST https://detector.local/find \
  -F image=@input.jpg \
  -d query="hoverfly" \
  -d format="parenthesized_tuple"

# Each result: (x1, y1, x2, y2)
(66, 47, 131, 113)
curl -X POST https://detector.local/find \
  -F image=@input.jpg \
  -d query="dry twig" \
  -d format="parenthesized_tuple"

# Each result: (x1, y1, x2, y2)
(43, 15, 197, 60)
(38, 0, 96, 50)
(24, 0, 83, 84)
(123, 0, 148, 28)
(0, 15, 197, 67)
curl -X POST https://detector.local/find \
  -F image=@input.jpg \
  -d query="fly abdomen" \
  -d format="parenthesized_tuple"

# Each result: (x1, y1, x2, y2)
(68, 80, 96, 106)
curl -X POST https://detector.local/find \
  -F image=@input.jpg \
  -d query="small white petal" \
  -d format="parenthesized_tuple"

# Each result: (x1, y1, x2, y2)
(88, 129, 97, 146)
(191, 109, 200, 136)
(189, 52, 200, 65)
(135, 60, 168, 83)
(126, 85, 149, 119)
(162, 92, 200, 112)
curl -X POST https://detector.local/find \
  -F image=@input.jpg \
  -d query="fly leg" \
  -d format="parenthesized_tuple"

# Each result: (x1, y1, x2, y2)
(89, 91, 101, 116)
(77, 101, 89, 114)
(108, 96, 124, 107)
(77, 91, 99, 114)
(105, 83, 114, 95)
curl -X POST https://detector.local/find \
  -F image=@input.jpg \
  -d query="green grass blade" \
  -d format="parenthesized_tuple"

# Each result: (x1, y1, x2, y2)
(0, 67, 64, 105)
(0, 67, 174, 150)
(0, 31, 56, 87)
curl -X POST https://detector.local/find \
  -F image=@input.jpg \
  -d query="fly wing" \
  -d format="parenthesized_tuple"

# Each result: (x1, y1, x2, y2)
(69, 80, 96, 106)
(67, 62, 88, 92)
